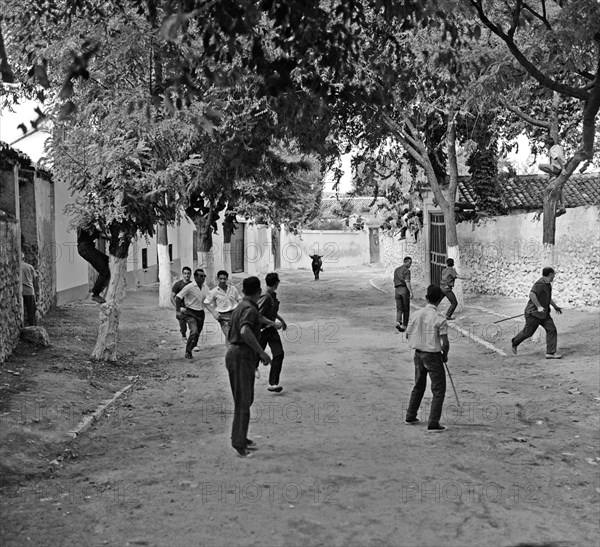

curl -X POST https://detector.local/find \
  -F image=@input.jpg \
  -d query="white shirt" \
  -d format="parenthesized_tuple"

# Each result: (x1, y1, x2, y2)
(204, 284, 241, 313)
(177, 282, 209, 311)
(406, 304, 448, 353)
(549, 145, 565, 170)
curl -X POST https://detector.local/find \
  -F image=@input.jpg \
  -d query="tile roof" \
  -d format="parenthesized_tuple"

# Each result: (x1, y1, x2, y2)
(458, 173, 600, 210)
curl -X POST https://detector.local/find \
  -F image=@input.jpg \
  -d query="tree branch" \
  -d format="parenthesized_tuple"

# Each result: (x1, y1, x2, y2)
(499, 98, 551, 128)
(521, 1, 552, 30)
(467, 0, 588, 100)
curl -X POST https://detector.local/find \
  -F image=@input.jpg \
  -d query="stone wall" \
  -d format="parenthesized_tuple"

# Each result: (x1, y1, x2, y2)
(381, 205, 600, 308)
(457, 206, 600, 307)
(0, 219, 22, 363)
(381, 231, 426, 285)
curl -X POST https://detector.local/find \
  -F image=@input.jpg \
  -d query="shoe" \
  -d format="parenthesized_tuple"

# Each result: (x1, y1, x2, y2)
(182, 335, 187, 340)
(555, 208, 566, 217)
(185, 352, 193, 359)
(268, 385, 283, 393)
(91, 295, 106, 304)
(446, 316, 454, 321)
(427, 424, 447, 432)
(511, 345, 518, 355)
(395, 323, 406, 333)
(246, 439, 257, 450)
(545, 353, 563, 359)
(193, 347, 201, 352)
(232, 446, 252, 458)
(404, 418, 420, 425)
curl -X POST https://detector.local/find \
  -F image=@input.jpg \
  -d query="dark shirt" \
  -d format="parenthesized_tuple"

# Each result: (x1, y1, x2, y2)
(525, 277, 552, 318)
(77, 226, 100, 245)
(394, 265, 411, 287)
(227, 297, 261, 347)
(441, 266, 457, 289)
(258, 288, 280, 322)
(172, 279, 191, 295)
(310, 255, 323, 268)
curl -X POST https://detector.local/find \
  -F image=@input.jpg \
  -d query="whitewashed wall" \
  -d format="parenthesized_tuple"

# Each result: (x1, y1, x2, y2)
(382, 205, 600, 307)
(457, 206, 600, 307)
(280, 228, 373, 271)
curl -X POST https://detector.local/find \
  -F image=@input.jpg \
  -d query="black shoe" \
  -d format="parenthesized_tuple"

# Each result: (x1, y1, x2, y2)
(427, 424, 447, 432)
(511, 345, 518, 355)
(232, 446, 252, 458)
(185, 352, 193, 359)
(91, 294, 106, 304)
(404, 418, 420, 425)
(246, 439, 257, 450)
(268, 385, 283, 393)
(395, 323, 406, 333)
(446, 316, 455, 321)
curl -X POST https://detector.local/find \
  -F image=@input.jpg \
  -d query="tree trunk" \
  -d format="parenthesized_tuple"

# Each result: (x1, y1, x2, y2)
(157, 223, 172, 308)
(92, 237, 130, 362)
(222, 242, 232, 274)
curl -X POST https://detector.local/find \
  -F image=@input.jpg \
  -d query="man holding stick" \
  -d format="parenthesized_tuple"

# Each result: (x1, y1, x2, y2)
(511, 267, 563, 359)
(404, 285, 449, 432)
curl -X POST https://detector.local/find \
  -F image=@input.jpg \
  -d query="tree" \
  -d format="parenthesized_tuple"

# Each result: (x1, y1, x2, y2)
(465, 0, 600, 262)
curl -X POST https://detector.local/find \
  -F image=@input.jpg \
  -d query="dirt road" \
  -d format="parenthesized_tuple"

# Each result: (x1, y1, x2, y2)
(1, 265, 599, 546)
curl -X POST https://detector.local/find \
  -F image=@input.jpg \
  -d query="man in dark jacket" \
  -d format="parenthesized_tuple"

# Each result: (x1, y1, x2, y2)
(511, 267, 563, 359)
(77, 224, 110, 304)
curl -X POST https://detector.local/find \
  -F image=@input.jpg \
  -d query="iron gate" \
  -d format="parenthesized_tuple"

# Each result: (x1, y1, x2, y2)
(429, 212, 446, 286)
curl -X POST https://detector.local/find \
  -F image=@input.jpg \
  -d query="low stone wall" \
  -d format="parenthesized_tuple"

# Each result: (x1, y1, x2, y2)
(457, 206, 600, 307)
(0, 219, 22, 363)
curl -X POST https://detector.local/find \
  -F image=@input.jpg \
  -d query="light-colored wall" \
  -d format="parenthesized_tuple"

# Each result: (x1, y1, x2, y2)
(381, 202, 600, 308)
(0, 219, 22, 363)
(457, 206, 600, 307)
(34, 175, 56, 314)
(53, 176, 88, 301)
(381, 232, 427, 285)
(279, 228, 373, 271)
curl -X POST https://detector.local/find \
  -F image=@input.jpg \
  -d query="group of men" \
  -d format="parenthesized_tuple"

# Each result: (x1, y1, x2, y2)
(171, 268, 289, 457)
(396, 256, 564, 433)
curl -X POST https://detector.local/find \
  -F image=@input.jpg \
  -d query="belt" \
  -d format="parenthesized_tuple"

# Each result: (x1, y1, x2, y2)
(395, 284, 407, 288)
(414, 349, 441, 354)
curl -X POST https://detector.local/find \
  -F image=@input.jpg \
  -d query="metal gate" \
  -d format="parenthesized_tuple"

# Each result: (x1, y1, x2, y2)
(369, 228, 380, 263)
(429, 212, 446, 286)
(230, 222, 245, 273)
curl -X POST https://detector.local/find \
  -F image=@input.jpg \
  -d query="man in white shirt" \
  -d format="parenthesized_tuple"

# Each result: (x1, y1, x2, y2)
(204, 270, 242, 339)
(539, 137, 565, 176)
(404, 285, 450, 432)
(175, 269, 211, 359)
(21, 254, 39, 326)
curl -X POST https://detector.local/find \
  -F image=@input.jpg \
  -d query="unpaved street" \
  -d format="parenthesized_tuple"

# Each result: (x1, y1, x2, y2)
(1, 265, 599, 546)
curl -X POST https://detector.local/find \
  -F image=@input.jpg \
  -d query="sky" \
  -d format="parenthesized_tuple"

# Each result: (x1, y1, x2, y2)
(1, 100, 563, 191)
(0, 99, 50, 162)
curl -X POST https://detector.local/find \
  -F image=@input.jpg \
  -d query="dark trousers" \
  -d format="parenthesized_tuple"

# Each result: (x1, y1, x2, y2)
(312, 265, 321, 280)
(183, 308, 205, 353)
(23, 295, 37, 326)
(177, 316, 187, 337)
(406, 350, 446, 425)
(226, 345, 256, 450)
(260, 327, 285, 386)
(512, 314, 558, 354)
(77, 242, 110, 296)
(395, 286, 410, 327)
(441, 288, 458, 318)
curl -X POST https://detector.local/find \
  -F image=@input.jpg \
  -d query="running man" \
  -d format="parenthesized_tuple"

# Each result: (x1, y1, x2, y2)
(204, 270, 242, 340)
(175, 269, 211, 359)
(258, 272, 287, 393)
(171, 266, 192, 340)
(440, 258, 469, 320)
(511, 267, 563, 359)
